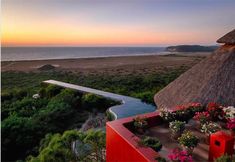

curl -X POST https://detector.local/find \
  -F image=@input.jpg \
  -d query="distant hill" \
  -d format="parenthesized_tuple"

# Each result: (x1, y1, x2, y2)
(166, 45, 218, 52)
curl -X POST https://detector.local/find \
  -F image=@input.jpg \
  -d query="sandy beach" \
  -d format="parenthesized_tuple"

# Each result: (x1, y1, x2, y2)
(1, 54, 207, 75)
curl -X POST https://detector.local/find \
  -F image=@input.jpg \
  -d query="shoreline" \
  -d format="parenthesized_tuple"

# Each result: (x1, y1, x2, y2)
(1, 53, 166, 62)
(1, 52, 210, 62)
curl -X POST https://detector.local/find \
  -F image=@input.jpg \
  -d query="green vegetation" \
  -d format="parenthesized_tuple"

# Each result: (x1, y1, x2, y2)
(1, 85, 115, 162)
(178, 131, 199, 148)
(215, 154, 235, 162)
(27, 129, 106, 162)
(139, 136, 162, 152)
(1, 67, 187, 161)
(133, 116, 148, 134)
(2, 66, 187, 104)
(155, 156, 167, 162)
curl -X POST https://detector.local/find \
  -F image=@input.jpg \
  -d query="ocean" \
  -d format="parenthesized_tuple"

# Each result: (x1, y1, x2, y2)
(1, 47, 166, 61)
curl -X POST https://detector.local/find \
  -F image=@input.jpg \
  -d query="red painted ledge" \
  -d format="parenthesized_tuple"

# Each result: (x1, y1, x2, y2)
(106, 112, 163, 162)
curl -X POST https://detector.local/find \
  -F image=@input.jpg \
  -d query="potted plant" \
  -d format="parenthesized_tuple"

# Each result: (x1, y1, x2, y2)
(159, 108, 175, 124)
(201, 122, 221, 144)
(178, 131, 199, 155)
(168, 148, 193, 162)
(174, 110, 191, 122)
(223, 106, 235, 120)
(139, 136, 162, 152)
(133, 116, 148, 134)
(187, 102, 204, 114)
(193, 111, 210, 129)
(226, 118, 235, 136)
(169, 120, 186, 140)
(173, 105, 189, 122)
(173, 103, 204, 121)
(207, 102, 225, 121)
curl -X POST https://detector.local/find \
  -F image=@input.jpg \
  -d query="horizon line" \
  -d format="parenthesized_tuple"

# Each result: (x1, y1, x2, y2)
(2, 44, 219, 48)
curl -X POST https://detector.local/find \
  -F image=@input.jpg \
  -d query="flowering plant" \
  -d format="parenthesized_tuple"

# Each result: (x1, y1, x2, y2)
(207, 102, 225, 121)
(173, 103, 204, 122)
(174, 105, 188, 111)
(193, 111, 210, 125)
(159, 108, 175, 122)
(178, 131, 199, 148)
(201, 122, 221, 134)
(223, 106, 235, 120)
(160, 103, 204, 123)
(187, 102, 204, 113)
(169, 120, 186, 133)
(168, 148, 193, 162)
(133, 116, 148, 129)
(226, 118, 235, 131)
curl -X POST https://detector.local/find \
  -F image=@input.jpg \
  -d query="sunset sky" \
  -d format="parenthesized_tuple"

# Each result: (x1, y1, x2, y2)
(2, 0, 235, 47)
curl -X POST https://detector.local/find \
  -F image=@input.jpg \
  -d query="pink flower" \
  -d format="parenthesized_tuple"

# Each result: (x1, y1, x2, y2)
(173, 102, 202, 112)
(193, 111, 210, 121)
(227, 118, 235, 130)
(189, 103, 202, 107)
(174, 105, 187, 111)
(168, 148, 194, 162)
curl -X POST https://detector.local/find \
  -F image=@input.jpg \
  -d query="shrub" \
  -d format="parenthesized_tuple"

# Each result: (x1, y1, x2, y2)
(178, 131, 199, 148)
(215, 154, 235, 162)
(106, 110, 115, 121)
(173, 103, 204, 122)
(223, 106, 235, 120)
(159, 108, 175, 123)
(155, 156, 167, 162)
(1, 91, 13, 101)
(169, 120, 185, 133)
(187, 103, 204, 114)
(41, 85, 62, 98)
(52, 89, 81, 106)
(160, 103, 205, 123)
(193, 111, 210, 125)
(14, 89, 28, 100)
(133, 91, 156, 105)
(27, 129, 106, 162)
(207, 102, 225, 121)
(82, 93, 118, 112)
(140, 136, 162, 152)
(201, 122, 221, 134)
(133, 116, 148, 129)
(82, 93, 104, 108)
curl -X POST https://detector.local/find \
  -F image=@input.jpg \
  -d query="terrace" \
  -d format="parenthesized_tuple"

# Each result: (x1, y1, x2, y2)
(106, 103, 235, 162)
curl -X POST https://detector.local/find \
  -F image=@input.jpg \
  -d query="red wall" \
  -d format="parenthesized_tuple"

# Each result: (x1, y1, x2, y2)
(106, 112, 159, 162)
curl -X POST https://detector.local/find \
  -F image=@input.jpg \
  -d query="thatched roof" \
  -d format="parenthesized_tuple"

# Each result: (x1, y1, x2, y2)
(217, 29, 235, 44)
(154, 44, 235, 109)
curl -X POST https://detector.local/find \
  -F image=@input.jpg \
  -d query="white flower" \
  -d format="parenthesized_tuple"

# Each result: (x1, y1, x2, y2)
(223, 106, 235, 119)
(32, 94, 40, 99)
